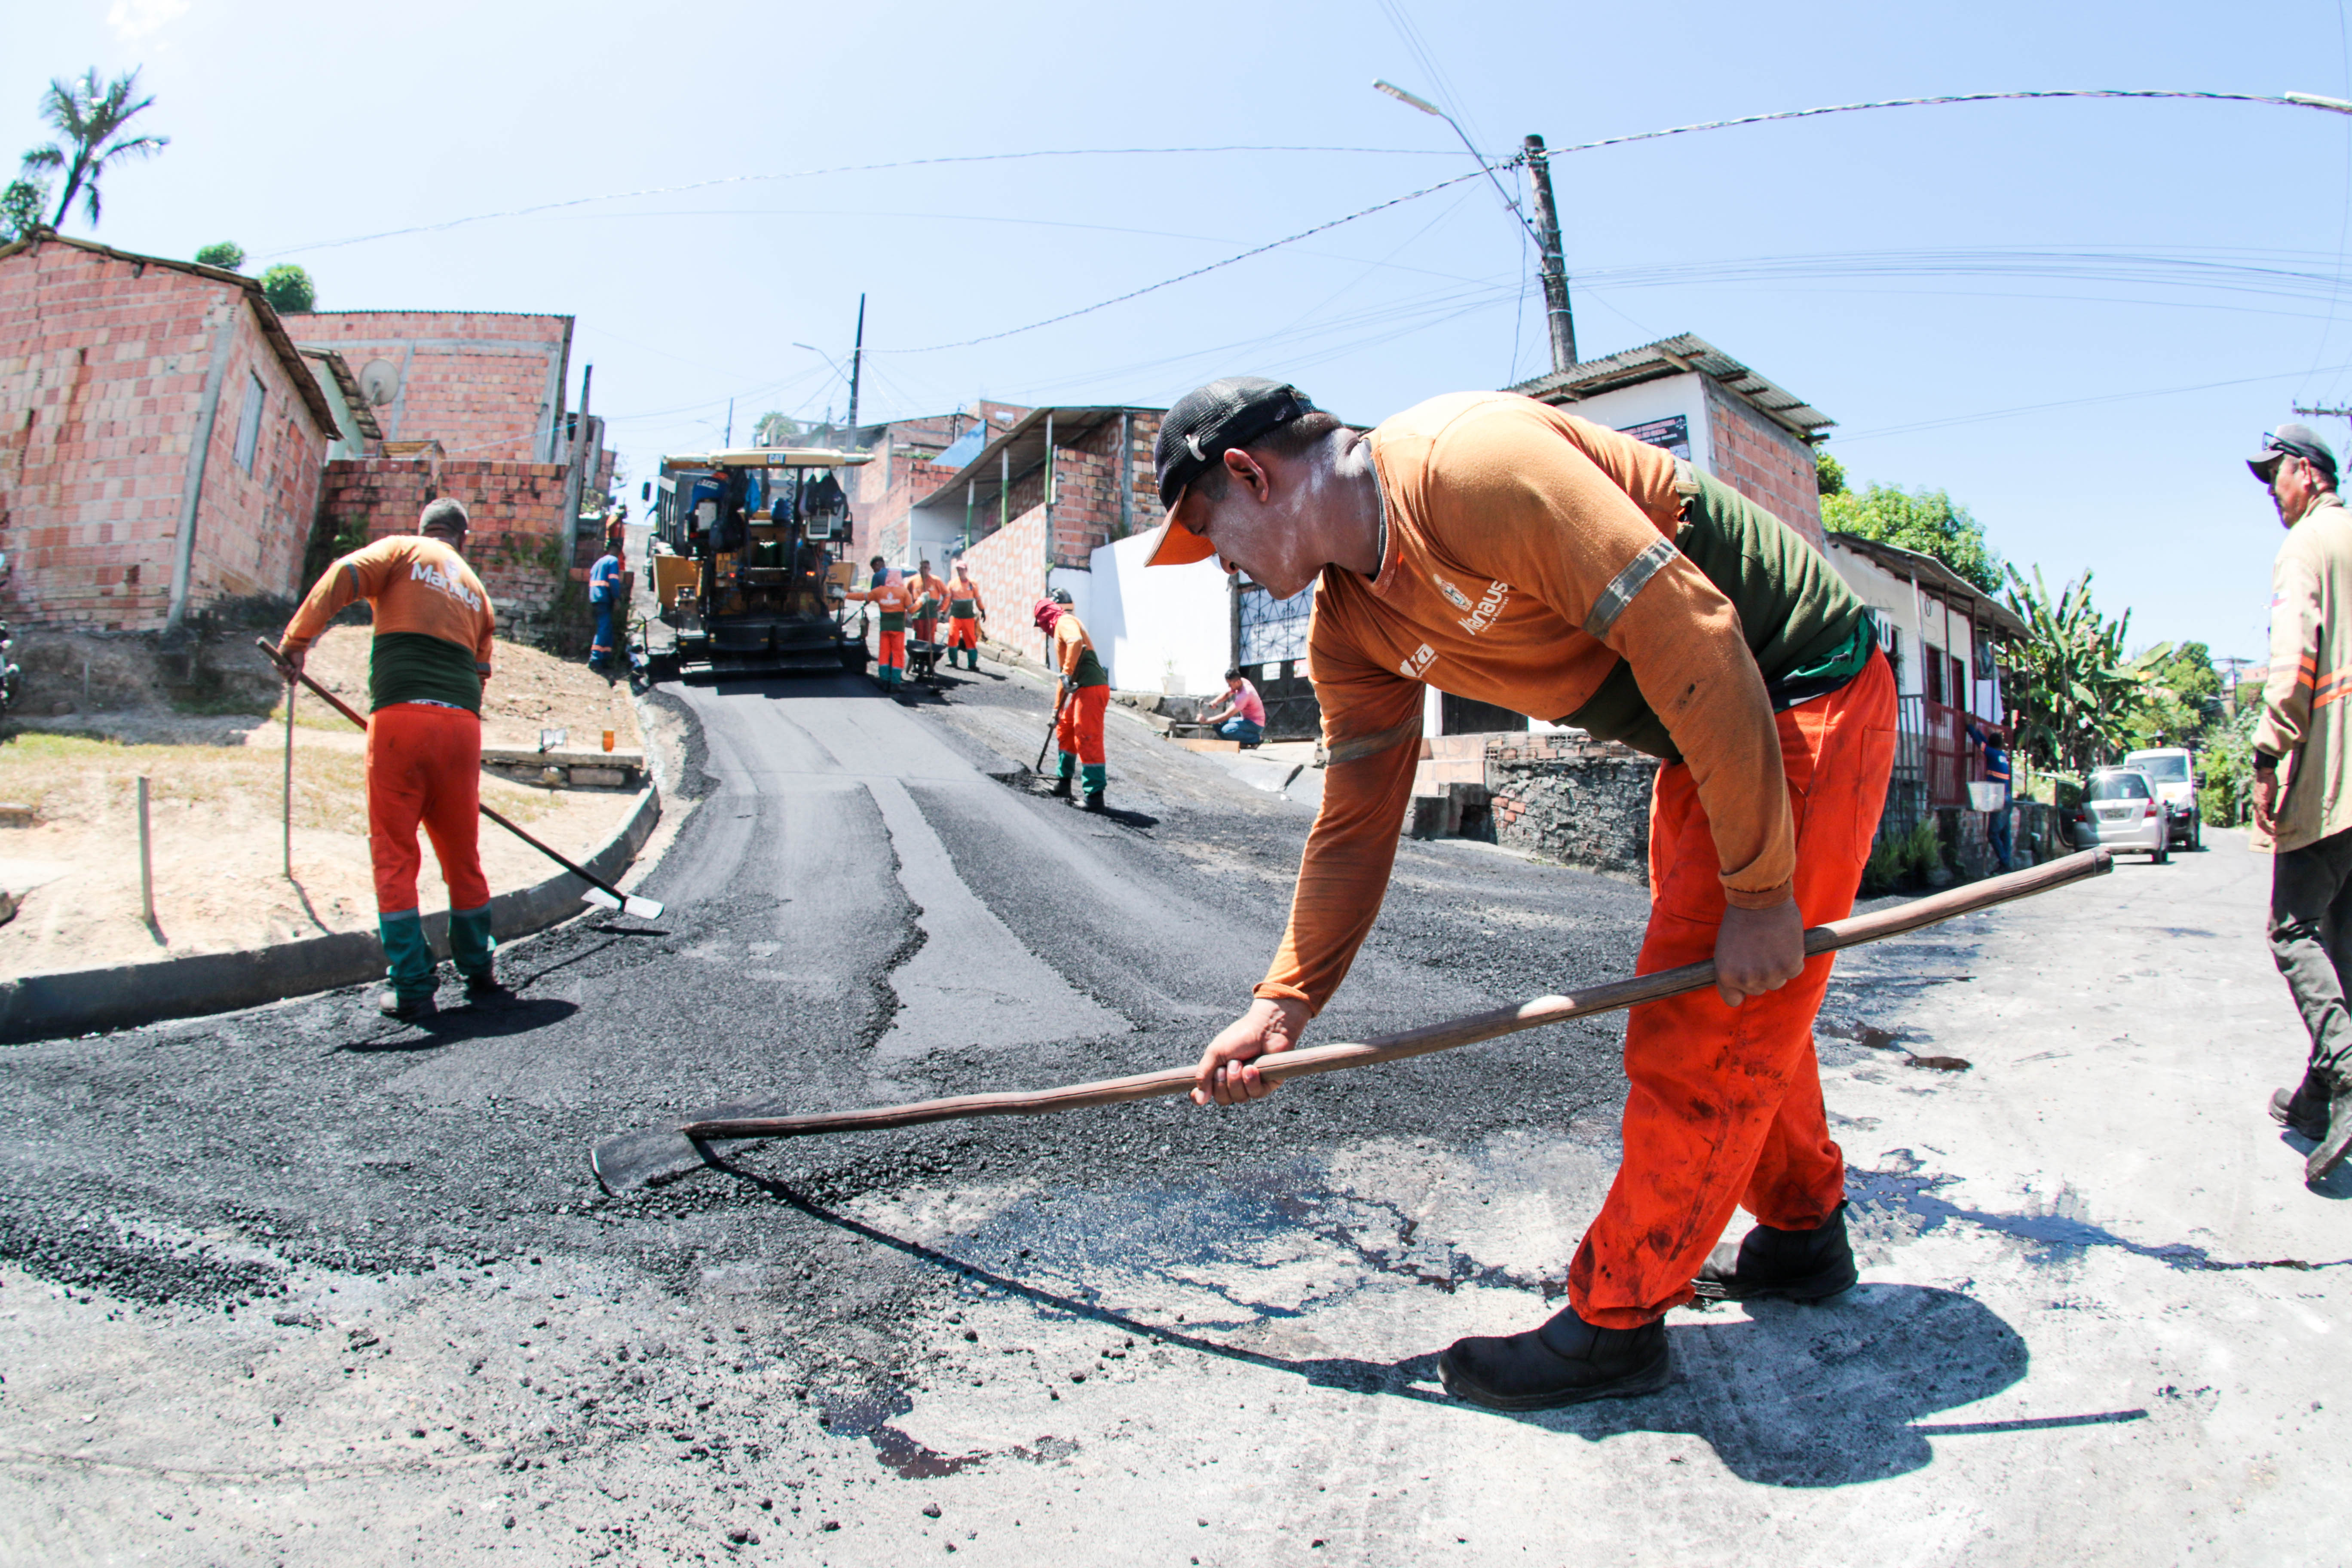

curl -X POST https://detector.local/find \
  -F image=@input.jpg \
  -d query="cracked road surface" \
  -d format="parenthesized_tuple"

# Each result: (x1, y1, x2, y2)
(0, 665, 2343, 1565)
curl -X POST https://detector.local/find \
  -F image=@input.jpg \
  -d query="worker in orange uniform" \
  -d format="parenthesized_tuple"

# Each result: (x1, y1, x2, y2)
(943, 560, 987, 671)
(1035, 589, 1111, 809)
(913, 558, 947, 648)
(278, 498, 505, 1020)
(848, 567, 915, 692)
(1148, 377, 1893, 1409)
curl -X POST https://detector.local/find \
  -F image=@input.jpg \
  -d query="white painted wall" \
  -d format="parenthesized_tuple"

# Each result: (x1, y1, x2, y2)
(1825, 540, 2003, 719)
(1084, 531, 1229, 695)
(1555, 371, 1713, 472)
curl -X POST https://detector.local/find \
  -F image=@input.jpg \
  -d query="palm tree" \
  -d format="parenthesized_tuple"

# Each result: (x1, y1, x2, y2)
(20, 67, 169, 231)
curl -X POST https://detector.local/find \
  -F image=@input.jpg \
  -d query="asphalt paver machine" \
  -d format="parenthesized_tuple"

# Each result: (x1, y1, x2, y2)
(644, 447, 875, 681)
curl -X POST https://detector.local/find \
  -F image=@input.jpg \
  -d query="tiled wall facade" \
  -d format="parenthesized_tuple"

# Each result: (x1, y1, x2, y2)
(0, 243, 330, 630)
(292, 311, 572, 462)
(1704, 380, 1826, 547)
(953, 503, 1048, 665)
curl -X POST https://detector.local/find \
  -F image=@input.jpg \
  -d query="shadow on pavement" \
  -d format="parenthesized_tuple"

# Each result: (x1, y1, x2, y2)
(337, 995, 579, 1052)
(726, 1174, 2074, 1487)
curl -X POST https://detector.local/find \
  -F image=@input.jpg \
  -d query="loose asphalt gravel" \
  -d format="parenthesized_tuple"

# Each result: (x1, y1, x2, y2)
(1, 662, 2345, 1565)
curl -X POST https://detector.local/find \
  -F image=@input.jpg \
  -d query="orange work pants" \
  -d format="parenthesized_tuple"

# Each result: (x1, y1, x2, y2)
(1056, 683, 1109, 765)
(1568, 649, 1897, 1327)
(876, 629, 906, 672)
(948, 616, 980, 651)
(367, 701, 490, 917)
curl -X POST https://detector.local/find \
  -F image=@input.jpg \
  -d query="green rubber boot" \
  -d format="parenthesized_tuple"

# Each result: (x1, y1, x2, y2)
(1081, 763, 1108, 812)
(377, 911, 437, 1018)
(449, 906, 509, 1003)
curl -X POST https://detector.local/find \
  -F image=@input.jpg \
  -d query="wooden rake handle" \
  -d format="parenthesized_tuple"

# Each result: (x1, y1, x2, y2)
(683, 847, 2111, 1142)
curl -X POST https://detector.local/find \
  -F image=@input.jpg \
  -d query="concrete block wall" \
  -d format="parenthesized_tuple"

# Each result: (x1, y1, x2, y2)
(318, 456, 572, 617)
(956, 503, 1049, 665)
(292, 311, 571, 462)
(1485, 729, 1660, 877)
(1704, 380, 1825, 547)
(0, 242, 330, 630)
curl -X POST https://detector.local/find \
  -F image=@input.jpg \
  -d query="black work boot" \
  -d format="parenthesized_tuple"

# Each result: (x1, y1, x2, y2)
(1082, 789, 1106, 813)
(1436, 1304, 1670, 1411)
(1045, 776, 1074, 799)
(2272, 1070, 2332, 1142)
(462, 968, 514, 1008)
(1692, 1201, 1859, 1304)
(2308, 1078, 2352, 1185)
(376, 988, 437, 1022)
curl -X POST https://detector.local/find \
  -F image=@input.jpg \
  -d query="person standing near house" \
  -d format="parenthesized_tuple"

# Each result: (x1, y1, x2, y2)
(1197, 667, 1267, 746)
(1036, 590, 1111, 809)
(2248, 423, 2352, 1184)
(1148, 377, 1890, 1409)
(1966, 719, 2013, 870)
(277, 498, 504, 1020)
(587, 530, 624, 674)
(945, 560, 987, 671)
(848, 566, 916, 692)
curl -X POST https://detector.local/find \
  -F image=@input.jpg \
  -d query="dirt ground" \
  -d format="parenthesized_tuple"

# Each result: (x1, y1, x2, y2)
(0, 626, 646, 980)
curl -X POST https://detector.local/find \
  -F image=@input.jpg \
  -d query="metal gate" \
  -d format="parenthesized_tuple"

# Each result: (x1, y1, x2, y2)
(1234, 580, 1322, 741)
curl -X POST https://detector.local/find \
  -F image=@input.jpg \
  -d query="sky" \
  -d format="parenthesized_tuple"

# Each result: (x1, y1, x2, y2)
(12, 0, 2352, 662)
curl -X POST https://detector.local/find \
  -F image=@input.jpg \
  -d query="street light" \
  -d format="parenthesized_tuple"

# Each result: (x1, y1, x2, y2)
(1373, 78, 1578, 372)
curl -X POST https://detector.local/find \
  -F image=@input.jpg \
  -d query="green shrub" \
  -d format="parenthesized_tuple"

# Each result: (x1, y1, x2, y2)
(261, 263, 314, 314)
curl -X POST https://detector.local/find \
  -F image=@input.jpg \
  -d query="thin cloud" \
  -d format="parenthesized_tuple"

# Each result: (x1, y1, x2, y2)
(107, 0, 190, 42)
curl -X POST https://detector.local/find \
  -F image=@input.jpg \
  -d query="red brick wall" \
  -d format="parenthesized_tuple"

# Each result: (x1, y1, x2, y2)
(1704, 380, 1826, 547)
(319, 456, 572, 617)
(0, 242, 330, 630)
(291, 311, 572, 462)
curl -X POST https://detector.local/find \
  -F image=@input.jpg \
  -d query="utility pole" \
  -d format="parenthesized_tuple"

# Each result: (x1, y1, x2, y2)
(724, 396, 733, 449)
(847, 293, 866, 432)
(1522, 134, 1576, 373)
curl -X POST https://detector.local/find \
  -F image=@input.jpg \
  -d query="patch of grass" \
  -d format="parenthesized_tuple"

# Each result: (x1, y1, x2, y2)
(0, 730, 561, 830)
(169, 691, 278, 717)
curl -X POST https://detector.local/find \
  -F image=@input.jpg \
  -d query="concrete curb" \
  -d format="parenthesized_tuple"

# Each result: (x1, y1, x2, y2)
(0, 783, 662, 1044)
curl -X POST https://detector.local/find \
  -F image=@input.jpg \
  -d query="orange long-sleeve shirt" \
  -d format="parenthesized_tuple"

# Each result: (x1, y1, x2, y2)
(281, 534, 496, 712)
(1257, 393, 1795, 1014)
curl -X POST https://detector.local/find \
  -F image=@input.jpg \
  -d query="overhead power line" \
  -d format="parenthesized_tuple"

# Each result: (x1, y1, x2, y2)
(1542, 88, 2352, 156)
(255, 146, 1463, 258)
(874, 89, 2352, 355)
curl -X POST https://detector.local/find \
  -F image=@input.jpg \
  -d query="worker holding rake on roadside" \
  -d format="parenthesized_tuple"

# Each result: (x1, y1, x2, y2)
(1149, 378, 1893, 1410)
(1036, 589, 1111, 810)
(278, 497, 505, 1021)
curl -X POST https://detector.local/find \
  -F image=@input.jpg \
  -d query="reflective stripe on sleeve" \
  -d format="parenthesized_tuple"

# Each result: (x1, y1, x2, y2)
(1581, 538, 1678, 640)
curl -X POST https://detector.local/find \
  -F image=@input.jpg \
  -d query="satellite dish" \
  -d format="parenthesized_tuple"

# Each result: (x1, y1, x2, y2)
(359, 359, 399, 407)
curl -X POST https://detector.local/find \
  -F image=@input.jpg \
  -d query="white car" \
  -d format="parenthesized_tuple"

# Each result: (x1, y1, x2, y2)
(2122, 747, 2201, 851)
(2070, 767, 2170, 863)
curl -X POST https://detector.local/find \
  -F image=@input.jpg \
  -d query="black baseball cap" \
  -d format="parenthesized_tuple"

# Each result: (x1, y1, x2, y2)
(2250, 423, 2338, 484)
(1146, 377, 1318, 566)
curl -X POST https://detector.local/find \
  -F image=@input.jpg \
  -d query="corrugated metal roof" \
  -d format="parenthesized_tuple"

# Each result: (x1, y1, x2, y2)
(1508, 331, 1834, 439)
(0, 230, 342, 434)
(914, 404, 1164, 518)
(1826, 530, 2028, 640)
(297, 348, 383, 441)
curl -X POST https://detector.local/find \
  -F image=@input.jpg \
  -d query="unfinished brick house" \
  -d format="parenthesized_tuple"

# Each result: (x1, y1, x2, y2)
(851, 401, 1029, 567)
(904, 405, 1164, 669)
(290, 311, 574, 462)
(0, 232, 346, 631)
(291, 313, 617, 620)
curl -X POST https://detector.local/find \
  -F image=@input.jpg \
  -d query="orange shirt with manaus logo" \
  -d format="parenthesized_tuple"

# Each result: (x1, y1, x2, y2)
(1258, 392, 1797, 1014)
(282, 534, 496, 713)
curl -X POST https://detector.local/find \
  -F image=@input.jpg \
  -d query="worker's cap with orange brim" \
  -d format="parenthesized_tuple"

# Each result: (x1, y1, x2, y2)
(1143, 377, 1317, 567)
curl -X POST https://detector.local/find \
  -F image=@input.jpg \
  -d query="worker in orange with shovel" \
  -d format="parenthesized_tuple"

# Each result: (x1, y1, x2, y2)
(1151, 377, 1893, 1410)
